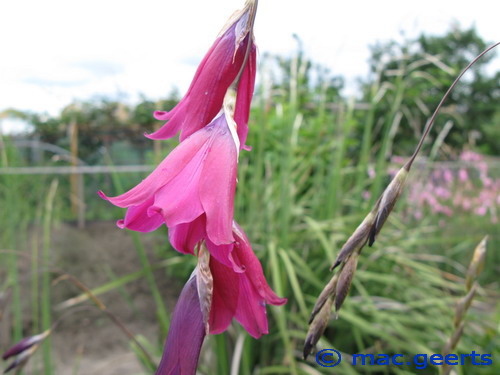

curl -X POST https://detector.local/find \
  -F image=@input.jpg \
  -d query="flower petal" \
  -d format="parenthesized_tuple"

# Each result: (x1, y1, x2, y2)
(200, 117, 237, 245)
(148, 24, 247, 142)
(99, 123, 211, 208)
(155, 275, 205, 375)
(168, 215, 206, 255)
(205, 238, 244, 272)
(149, 141, 206, 227)
(233, 223, 287, 306)
(235, 276, 269, 338)
(209, 257, 239, 335)
(235, 43, 257, 149)
(116, 197, 164, 232)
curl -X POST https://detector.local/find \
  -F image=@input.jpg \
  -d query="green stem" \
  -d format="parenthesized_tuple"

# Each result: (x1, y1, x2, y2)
(42, 179, 59, 374)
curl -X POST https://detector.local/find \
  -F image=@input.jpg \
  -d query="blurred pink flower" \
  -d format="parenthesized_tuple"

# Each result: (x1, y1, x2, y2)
(460, 150, 482, 162)
(475, 206, 488, 216)
(362, 190, 371, 200)
(99, 113, 238, 251)
(458, 168, 469, 182)
(404, 150, 499, 224)
(147, 5, 257, 145)
(443, 168, 453, 183)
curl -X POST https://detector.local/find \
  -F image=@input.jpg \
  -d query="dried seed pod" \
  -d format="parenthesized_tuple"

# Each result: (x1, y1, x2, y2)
(331, 211, 375, 270)
(454, 282, 477, 328)
(368, 167, 408, 246)
(309, 273, 338, 324)
(465, 236, 488, 291)
(443, 321, 465, 356)
(334, 253, 359, 312)
(303, 295, 334, 360)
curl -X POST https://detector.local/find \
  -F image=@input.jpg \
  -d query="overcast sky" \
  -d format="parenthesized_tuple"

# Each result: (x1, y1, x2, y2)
(0, 0, 498, 132)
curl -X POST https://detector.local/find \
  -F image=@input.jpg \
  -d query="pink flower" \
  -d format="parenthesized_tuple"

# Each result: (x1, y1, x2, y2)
(169, 220, 287, 334)
(458, 168, 469, 182)
(155, 223, 286, 375)
(147, 3, 257, 145)
(443, 168, 453, 184)
(207, 223, 286, 338)
(99, 113, 238, 251)
(234, 43, 256, 149)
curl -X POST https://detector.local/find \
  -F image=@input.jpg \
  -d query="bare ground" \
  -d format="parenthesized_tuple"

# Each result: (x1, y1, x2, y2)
(2, 221, 183, 375)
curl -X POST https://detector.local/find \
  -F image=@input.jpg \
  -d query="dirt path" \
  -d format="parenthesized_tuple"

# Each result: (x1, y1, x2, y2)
(11, 221, 181, 375)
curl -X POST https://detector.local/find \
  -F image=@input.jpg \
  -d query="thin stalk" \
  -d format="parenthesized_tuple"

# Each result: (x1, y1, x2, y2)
(371, 63, 406, 203)
(215, 334, 230, 375)
(41, 179, 58, 374)
(328, 99, 356, 217)
(354, 65, 384, 193)
(405, 42, 500, 171)
(52, 273, 156, 369)
(104, 158, 170, 335)
(269, 243, 298, 375)
(31, 205, 44, 334)
(130, 233, 170, 334)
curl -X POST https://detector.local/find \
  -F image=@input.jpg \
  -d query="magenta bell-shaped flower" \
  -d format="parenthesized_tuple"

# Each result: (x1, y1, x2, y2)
(147, 1, 257, 146)
(99, 113, 238, 257)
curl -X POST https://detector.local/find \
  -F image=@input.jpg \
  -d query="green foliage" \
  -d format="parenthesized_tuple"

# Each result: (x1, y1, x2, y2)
(20, 92, 180, 163)
(363, 25, 499, 155)
(0, 26, 498, 375)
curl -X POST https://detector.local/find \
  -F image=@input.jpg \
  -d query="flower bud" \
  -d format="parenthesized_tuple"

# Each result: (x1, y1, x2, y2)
(454, 282, 477, 328)
(331, 212, 375, 270)
(309, 273, 338, 324)
(368, 167, 408, 246)
(2, 330, 50, 373)
(334, 253, 359, 312)
(465, 236, 487, 291)
(443, 321, 465, 356)
(303, 295, 334, 360)
(155, 274, 206, 375)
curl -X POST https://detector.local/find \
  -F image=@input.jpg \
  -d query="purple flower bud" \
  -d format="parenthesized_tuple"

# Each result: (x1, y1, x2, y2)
(155, 275, 206, 375)
(2, 331, 49, 373)
(2, 331, 49, 360)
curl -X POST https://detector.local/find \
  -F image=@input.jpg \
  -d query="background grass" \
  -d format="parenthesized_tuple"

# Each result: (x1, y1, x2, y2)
(0, 35, 499, 375)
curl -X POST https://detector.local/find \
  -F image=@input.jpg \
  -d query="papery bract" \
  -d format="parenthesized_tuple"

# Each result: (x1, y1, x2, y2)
(99, 114, 238, 254)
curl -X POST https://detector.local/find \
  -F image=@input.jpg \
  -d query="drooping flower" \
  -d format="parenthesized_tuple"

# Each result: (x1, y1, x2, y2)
(169, 220, 287, 337)
(147, 0, 258, 144)
(99, 113, 238, 260)
(2, 330, 51, 373)
(207, 222, 286, 338)
(155, 222, 286, 375)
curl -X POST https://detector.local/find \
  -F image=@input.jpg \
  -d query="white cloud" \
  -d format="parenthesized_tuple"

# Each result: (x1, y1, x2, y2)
(0, 0, 498, 126)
